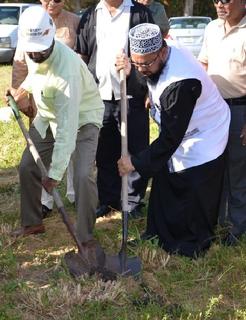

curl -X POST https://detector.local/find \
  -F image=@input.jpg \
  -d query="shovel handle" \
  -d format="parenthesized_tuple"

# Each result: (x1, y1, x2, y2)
(7, 94, 21, 119)
(7, 94, 47, 177)
(120, 69, 128, 212)
(120, 69, 129, 273)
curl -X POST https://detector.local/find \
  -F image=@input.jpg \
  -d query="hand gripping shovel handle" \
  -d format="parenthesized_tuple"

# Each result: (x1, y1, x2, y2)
(7, 94, 85, 255)
(120, 69, 129, 273)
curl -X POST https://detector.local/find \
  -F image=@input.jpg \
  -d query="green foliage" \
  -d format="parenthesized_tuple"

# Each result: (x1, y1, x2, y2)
(166, 0, 216, 19)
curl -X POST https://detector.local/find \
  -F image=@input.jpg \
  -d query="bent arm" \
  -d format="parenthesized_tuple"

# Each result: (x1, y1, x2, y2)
(131, 79, 202, 177)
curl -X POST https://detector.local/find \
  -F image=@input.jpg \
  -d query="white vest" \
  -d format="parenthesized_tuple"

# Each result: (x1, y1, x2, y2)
(149, 43, 230, 172)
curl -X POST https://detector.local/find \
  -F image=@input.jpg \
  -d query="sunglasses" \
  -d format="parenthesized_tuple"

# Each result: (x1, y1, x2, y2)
(213, 0, 232, 4)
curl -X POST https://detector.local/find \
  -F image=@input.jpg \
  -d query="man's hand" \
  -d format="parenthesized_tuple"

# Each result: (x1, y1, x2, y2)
(42, 177, 58, 194)
(240, 124, 246, 146)
(5, 87, 35, 118)
(115, 49, 131, 77)
(118, 156, 135, 176)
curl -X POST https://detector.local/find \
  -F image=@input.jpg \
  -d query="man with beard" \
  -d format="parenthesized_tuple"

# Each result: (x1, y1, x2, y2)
(199, 0, 246, 245)
(9, 7, 105, 264)
(117, 23, 230, 258)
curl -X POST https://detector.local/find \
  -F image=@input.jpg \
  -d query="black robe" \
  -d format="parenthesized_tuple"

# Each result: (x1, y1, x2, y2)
(131, 79, 225, 258)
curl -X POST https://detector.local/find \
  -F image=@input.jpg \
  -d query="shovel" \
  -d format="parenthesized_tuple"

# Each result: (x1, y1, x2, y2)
(104, 69, 141, 276)
(7, 94, 113, 278)
(7, 88, 141, 278)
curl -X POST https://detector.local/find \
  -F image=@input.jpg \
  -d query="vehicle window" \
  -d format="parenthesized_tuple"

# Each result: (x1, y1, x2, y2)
(22, 6, 30, 13)
(169, 18, 211, 29)
(0, 7, 20, 25)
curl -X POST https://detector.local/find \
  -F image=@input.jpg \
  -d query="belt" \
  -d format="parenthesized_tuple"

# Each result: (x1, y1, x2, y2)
(224, 96, 246, 106)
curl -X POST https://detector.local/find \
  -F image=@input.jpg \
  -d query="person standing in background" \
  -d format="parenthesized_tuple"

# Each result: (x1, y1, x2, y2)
(198, 0, 246, 245)
(76, 0, 153, 219)
(12, 0, 80, 218)
(137, 0, 169, 37)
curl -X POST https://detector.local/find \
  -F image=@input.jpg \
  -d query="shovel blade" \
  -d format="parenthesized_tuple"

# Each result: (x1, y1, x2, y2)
(64, 250, 90, 277)
(105, 254, 141, 276)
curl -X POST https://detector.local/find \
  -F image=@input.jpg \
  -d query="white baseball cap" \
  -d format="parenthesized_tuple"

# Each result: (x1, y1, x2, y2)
(18, 6, 56, 52)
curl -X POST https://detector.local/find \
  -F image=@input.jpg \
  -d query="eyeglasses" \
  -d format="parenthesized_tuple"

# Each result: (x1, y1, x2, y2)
(213, 0, 231, 4)
(43, 0, 62, 3)
(130, 53, 159, 68)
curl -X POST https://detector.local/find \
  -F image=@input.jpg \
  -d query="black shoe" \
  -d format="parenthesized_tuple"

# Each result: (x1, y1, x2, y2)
(221, 232, 240, 246)
(42, 205, 52, 219)
(96, 205, 112, 218)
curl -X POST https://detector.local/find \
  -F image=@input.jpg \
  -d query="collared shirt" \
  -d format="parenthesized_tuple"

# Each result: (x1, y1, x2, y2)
(12, 9, 80, 88)
(198, 16, 246, 99)
(95, 0, 133, 100)
(21, 41, 104, 181)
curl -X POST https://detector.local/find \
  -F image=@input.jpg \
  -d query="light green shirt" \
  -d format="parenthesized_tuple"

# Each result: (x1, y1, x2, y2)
(21, 40, 104, 181)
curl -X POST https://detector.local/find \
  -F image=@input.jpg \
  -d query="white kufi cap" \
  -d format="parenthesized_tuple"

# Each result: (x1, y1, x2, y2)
(129, 23, 163, 55)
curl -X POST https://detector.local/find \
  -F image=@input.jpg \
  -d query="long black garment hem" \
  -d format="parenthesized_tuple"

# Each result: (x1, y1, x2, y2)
(145, 152, 225, 258)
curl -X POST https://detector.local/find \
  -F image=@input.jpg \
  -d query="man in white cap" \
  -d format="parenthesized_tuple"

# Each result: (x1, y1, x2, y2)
(117, 23, 230, 258)
(9, 6, 104, 261)
(12, 0, 81, 218)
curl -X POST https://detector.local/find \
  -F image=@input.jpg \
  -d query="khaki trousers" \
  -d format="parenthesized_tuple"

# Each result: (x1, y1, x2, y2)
(19, 124, 99, 243)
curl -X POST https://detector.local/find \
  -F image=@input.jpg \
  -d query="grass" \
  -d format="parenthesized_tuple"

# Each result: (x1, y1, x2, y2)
(0, 64, 246, 319)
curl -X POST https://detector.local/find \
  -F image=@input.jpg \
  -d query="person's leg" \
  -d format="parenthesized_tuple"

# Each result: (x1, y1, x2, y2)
(127, 99, 149, 214)
(226, 104, 246, 239)
(18, 126, 54, 231)
(96, 100, 121, 214)
(41, 189, 54, 210)
(73, 124, 99, 243)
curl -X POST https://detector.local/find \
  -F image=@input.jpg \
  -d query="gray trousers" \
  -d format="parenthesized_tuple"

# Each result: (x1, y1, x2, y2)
(220, 104, 246, 236)
(19, 124, 99, 243)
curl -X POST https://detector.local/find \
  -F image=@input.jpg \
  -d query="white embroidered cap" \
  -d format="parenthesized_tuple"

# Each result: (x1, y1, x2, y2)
(129, 23, 163, 55)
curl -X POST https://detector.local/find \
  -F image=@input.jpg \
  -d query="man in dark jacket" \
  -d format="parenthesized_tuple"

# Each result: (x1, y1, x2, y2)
(76, 0, 153, 218)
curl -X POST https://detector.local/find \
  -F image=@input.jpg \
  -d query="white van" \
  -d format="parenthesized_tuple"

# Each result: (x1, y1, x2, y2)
(0, 3, 38, 63)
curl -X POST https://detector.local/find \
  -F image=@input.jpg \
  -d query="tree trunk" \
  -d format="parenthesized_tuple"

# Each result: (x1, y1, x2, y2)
(184, 0, 194, 16)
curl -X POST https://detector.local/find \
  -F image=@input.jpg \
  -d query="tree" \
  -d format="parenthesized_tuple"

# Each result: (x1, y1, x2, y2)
(184, 0, 194, 16)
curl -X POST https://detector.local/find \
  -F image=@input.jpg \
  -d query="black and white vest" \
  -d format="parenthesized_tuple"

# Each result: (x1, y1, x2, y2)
(149, 42, 230, 172)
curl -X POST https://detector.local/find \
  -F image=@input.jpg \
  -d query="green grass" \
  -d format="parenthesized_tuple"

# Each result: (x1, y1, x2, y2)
(0, 65, 246, 319)
(0, 65, 12, 106)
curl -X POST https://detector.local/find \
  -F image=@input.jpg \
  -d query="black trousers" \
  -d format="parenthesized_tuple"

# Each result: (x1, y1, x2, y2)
(219, 104, 246, 236)
(146, 153, 225, 258)
(96, 98, 149, 211)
